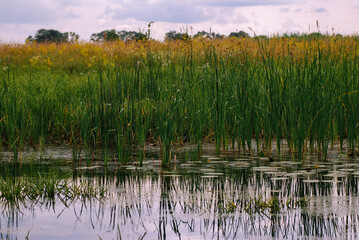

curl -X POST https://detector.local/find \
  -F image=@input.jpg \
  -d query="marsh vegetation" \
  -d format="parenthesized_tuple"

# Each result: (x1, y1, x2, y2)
(0, 34, 358, 239)
(0, 35, 358, 166)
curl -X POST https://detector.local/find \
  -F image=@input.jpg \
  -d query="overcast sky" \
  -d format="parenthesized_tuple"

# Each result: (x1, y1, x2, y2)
(0, 0, 358, 42)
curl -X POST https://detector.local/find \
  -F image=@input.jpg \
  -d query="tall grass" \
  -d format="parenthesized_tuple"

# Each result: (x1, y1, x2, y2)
(0, 35, 358, 165)
(0, 175, 106, 209)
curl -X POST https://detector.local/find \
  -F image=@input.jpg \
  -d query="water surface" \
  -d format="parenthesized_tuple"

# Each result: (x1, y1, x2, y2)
(1, 145, 358, 239)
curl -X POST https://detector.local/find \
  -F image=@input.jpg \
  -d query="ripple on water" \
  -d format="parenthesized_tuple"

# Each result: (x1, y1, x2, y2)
(1, 145, 359, 239)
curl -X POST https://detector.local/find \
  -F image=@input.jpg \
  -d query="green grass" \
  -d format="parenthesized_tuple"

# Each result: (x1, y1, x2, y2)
(0, 175, 106, 209)
(0, 37, 358, 166)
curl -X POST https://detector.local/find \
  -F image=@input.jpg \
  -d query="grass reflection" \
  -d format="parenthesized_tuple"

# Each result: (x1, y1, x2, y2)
(1, 152, 359, 239)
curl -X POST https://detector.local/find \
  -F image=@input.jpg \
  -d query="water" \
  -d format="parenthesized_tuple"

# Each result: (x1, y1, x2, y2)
(0, 145, 359, 239)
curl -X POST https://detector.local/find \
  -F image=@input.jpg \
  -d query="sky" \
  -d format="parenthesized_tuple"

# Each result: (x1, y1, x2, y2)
(0, 0, 358, 42)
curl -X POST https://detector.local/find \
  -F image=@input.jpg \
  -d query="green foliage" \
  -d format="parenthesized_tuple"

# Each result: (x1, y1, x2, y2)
(193, 31, 224, 39)
(1, 36, 358, 166)
(90, 29, 120, 42)
(282, 32, 328, 40)
(27, 29, 79, 43)
(229, 31, 250, 38)
(0, 175, 107, 209)
(166, 29, 248, 40)
(165, 31, 190, 41)
(90, 29, 148, 42)
(244, 196, 310, 215)
(218, 200, 237, 213)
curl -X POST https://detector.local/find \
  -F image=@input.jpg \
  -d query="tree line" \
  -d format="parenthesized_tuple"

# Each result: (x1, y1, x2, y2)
(26, 28, 252, 43)
(27, 28, 333, 43)
(27, 29, 80, 43)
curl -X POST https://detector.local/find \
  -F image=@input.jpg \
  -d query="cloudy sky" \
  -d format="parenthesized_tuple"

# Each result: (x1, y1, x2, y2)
(0, 0, 358, 42)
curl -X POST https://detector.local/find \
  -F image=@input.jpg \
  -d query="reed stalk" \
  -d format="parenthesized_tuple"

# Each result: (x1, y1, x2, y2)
(0, 36, 358, 164)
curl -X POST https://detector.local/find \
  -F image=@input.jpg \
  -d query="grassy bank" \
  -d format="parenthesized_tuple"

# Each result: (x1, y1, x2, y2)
(0, 35, 358, 165)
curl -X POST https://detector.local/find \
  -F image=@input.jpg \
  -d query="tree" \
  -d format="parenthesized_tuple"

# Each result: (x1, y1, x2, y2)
(165, 31, 190, 41)
(254, 35, 269, 40)
(194, 31, 224, 39)
(90, 29, 120, 42)
(229, 31, 249, 38)
(64, 32, 80, 43)
(280, 32, 326, 40)
(27, 29, 79, 43)
(118, 30, 147, 41)
(307, 32, 325, 39)
(90, 29, 147, 42)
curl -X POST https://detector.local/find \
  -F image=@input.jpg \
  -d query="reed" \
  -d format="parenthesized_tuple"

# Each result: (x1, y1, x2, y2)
(0, 35, 358, 165)
(0, 175, 106, 209)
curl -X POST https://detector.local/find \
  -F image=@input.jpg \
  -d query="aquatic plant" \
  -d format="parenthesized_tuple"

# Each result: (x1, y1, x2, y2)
(244, 195, 310, 215)
(0, 175, 106, 209)
(0, 35, 358, 165)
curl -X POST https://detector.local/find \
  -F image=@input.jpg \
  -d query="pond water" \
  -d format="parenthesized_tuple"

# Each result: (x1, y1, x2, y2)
(0, 145, 359, 239)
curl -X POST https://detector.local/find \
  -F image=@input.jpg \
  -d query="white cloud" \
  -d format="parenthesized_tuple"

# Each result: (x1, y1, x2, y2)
(61, 10, 82, 19)
(194, 0, 289, 7)
(280, 8, 290, 12)
(0, 0, 59, 24)
(101, 0, 293, 24)
(0, 0, 358, 42)
(108, 3, 212, 23)
(315, 7, 327, 12)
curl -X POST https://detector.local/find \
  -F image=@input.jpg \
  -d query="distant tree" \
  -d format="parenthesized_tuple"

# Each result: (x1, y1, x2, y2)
(90, 29, 120, 42)
(280, 32, 327, 40)
(27, 29, 79, 43)
(26, 29, 79, 43)
(64, 32, 80, 43)
(194, 31, 224, 39)
(228, 31, 249, 38)
(26, 36, 34, 43)
(90, 29, 147, 42)
(119, 22, 153, 41)
(281, 32, 297, 39)
(307, 32, 325, 39)
(254, 35, 269, 40)
(118, 30, 147, 41)
(120, 22, 153, 41)
(194, 31, 210, 38)
(165, 31, 190, 41)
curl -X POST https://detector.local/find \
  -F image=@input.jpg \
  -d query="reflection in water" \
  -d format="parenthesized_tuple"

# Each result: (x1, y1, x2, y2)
(1, 152, 359, 239)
